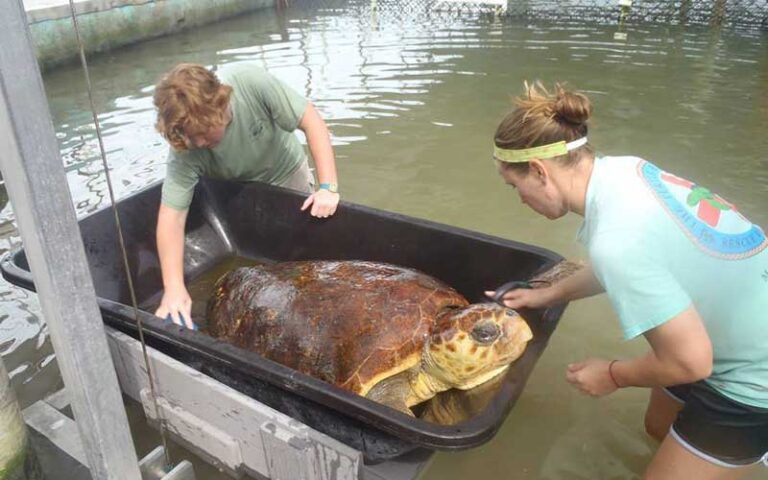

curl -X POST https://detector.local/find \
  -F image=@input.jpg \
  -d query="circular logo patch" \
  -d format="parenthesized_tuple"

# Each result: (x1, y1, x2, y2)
(639, 161, 767, 259)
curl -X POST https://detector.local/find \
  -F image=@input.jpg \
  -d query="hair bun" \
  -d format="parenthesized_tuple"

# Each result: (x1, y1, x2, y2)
(553, 86, 592, 127)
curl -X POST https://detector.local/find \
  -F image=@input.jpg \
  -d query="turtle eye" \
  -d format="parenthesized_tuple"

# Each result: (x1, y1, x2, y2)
(471, 322, 500, 345)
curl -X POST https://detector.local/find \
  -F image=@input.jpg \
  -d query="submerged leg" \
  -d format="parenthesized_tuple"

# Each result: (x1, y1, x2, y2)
(644, 387, 684, 442)
(644, 434, 756, 480)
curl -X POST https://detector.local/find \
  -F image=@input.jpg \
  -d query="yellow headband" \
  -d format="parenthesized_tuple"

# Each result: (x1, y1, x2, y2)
(493, 137, 588, 163)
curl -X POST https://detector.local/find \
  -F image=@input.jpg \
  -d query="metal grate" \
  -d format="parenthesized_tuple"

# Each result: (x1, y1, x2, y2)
(505, 0, 767, 29)
(431, 0, 509, 14)
(289, 0, 768, 30)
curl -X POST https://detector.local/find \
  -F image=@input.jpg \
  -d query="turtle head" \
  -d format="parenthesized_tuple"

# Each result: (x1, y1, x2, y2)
(426, 304, 533, 390)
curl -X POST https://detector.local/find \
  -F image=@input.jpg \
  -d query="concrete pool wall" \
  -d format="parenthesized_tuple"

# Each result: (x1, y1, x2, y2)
(24, 0, 277, 71)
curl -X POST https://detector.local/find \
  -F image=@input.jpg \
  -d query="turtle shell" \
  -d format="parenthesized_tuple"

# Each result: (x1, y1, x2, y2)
(207, 260, 468, 396)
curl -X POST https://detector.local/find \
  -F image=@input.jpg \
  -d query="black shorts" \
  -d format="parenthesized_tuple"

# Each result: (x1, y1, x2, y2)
(664, 381, 768, 468)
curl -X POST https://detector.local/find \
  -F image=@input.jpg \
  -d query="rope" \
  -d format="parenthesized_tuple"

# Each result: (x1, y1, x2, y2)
(66, 1, 173, 471)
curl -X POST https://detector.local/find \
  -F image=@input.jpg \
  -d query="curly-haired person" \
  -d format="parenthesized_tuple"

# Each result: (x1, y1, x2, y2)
(153, 63, 340, 328)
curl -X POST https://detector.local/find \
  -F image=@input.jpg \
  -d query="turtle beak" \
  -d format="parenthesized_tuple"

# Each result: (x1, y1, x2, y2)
(501, 311, 533, 344)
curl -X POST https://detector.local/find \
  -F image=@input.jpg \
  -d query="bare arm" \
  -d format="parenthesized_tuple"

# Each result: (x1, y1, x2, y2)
(154, 204, 194, 328)
(612, 305, 713, 387)
(489, 262, 604, 309)
(299, 102, 337, 186)
(566, 305, 713, 396)
(297, 102, 340, 217)
(548, 263, 604, 303)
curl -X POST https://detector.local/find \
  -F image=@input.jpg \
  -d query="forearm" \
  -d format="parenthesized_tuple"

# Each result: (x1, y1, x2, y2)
(300, 103, 337, 185)
(612, 306, 713, 388)
(547, 264, 604, 304)
(612, 350, 711, 389)
(156, 206, 187, 289)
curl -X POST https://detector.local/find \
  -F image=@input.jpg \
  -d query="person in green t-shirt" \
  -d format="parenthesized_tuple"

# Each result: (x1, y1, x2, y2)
(486, 82, 767, 479)
(152, 63, 340, 328)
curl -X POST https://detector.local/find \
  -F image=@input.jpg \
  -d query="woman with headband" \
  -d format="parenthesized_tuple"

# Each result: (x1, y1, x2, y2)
(487, 82, 768, 479)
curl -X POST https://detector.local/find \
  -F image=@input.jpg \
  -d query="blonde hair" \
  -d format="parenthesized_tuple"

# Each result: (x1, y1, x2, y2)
(153, 63, 233, 151)
(494, 81, 593, 173)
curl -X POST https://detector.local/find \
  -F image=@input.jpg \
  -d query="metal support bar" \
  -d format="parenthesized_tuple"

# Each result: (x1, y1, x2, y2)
(24, 401, 88, 466)
(139, 447, 196, 480)
(0, 1, 141, 478)
(24, 394, 196, 480)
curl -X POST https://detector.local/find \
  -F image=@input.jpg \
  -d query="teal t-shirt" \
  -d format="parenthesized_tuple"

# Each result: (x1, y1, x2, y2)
(577, 156, 768, 408)
(161, 63, 308, 210)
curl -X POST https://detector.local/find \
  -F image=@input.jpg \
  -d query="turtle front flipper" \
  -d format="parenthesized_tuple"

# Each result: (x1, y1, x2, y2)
(365, 370, 416, 417)
(420, 372, 506, 424)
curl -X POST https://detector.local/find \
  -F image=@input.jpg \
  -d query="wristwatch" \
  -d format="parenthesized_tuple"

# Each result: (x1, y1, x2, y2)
(318, 183, 339, 194)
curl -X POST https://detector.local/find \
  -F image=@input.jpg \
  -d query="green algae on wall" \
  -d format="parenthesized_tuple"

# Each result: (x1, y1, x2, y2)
(28, 0, 275, 71)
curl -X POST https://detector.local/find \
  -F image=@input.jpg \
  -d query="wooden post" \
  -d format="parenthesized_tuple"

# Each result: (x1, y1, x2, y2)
(678, 0, 692, 25)
(711, 0, 727, 27)
(0, 1, 141, 479)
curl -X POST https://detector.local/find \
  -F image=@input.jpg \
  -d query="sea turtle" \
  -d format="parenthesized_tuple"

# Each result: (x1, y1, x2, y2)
(207, 260, 534, 415)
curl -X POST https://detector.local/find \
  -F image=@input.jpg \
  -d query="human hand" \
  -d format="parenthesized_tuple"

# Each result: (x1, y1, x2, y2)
(301, 188, 340, 218)
(154, 285, 194, 329)
(565, 358, 619, 397)
(484, 286, 555, 310)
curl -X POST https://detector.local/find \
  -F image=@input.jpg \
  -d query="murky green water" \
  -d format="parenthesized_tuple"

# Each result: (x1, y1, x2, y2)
(0, 1, 766, 478)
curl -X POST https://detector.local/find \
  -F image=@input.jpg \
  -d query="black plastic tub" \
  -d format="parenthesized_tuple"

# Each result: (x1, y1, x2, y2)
(1, 178, 568, 463)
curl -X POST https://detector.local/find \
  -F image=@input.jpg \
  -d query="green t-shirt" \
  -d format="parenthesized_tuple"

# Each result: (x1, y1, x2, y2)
(578, 156, 768, 408)
(161, 63, 308, 210)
